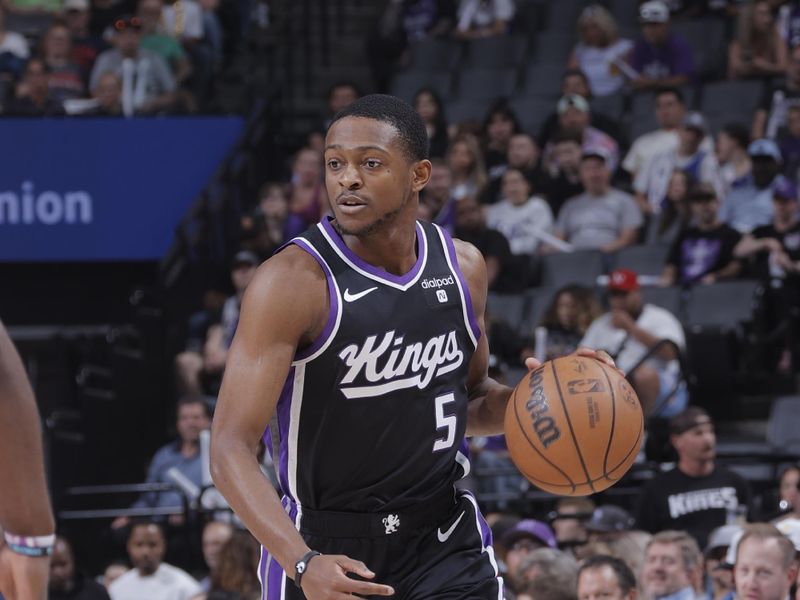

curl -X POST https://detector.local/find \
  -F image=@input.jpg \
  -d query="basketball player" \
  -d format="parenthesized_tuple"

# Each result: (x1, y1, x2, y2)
(210, 94, 614, 599)
(0, 321, 56, 599)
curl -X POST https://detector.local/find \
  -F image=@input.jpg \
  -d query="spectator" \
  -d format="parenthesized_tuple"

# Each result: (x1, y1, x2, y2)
(101, 562, 129, 590)
(87, 70, 123, 115)
(580, 268, 687, 417)
(661, 182, 743, 287)
(487, 167, 554, 255)
(753, 45, 800, 140)
(541, 130, 585, 217)
(629, 1, 695, 91)
(0, 3, 29, 84)
(49, 535, 112, 600)
(6, 57, 65, 115)
(413, 86, 449, 158)
(482, 99, 521, 192)
(607, 531, 653, 581)
(447, 133, 488, 200)
(521, 285, 602, 362)
(734, 175, 800, 372)
(64, 0, 106, 77)
(577, 555, 638, 600)
(779, 465, 800, 516)
(646, 170, 691, 245)
(453, 0, 514, 40)
(717, 122, 753, 197)
(138, 0, 191, 83)
(160, 0, 204, 43)
(174, 250, 258, 395)
(728, 0, 788, 80)
(515, 548, 578, 600)
(111, 395, 211, 530)
(635, 112, 723, 215)
(420, 158, 458, 233)
(640, 531, 702, 600)
(780, 106, 800, 182)
(778, 0, 800, 50)
(453, 194, 514, 291)
(198, 520, 233, 593)
(485, 132, 548, 204)
(240, 182, 304, 259)
(720, 139, 781, 233)
(204, 530, 260, 600)
(553, 148, 642, 253)
(543, 95, 620, 173)
(623, 86, 692, 180)
(635, 408, 751, 548)
(287, 147, 324, 229)
(568, 5, 633, 98)
(704, 525, 741, 600)
(319, 81, 359, 130)
(90, 15, 177, 116)
(552, 497, 595, 552)
(734, 524, 797, 600)
(41, 22, 86, 104)
(109, 521, 201, 600)
(585, 505, 636, 543)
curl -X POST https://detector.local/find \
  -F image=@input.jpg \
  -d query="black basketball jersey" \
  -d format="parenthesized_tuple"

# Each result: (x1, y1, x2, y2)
(267, 217, 481, 518)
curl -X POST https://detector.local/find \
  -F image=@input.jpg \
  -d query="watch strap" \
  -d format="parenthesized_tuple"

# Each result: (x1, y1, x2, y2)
(294, 550, 321, 589)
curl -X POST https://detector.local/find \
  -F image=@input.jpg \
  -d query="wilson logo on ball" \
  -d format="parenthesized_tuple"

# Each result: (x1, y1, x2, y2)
(525, 369, 561, 449)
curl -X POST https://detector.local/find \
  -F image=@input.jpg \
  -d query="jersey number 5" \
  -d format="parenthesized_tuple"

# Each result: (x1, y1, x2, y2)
(433, 393, 456, 452)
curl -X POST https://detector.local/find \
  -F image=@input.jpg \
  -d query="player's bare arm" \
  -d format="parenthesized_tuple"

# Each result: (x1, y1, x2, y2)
(210, 248, 393, 599)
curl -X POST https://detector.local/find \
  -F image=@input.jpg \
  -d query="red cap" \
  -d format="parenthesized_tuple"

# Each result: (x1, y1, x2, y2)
(608, 268, 639, 292)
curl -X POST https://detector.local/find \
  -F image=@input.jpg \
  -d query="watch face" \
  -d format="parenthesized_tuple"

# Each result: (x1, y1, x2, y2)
(297, 563, 306, 574)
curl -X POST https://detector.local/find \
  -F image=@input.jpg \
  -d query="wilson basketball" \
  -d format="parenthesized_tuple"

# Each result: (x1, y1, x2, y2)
(504, 356, 644, 496)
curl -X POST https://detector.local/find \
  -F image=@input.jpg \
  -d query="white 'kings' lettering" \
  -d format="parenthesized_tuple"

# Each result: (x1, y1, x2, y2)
(338, 330, 463, 399)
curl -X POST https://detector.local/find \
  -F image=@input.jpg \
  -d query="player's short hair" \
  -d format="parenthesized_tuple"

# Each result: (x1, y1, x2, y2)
(579, 555, 637, 595)
(647, 530, 702, 573)
(329, 94, 429, 162)
(736, 523, 796, 570)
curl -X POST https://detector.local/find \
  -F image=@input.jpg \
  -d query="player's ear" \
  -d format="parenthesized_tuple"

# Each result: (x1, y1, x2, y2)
(410, 159, 432, 193)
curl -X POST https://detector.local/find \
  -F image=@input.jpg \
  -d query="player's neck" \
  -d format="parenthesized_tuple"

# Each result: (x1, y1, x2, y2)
(339, 210, 419, 276)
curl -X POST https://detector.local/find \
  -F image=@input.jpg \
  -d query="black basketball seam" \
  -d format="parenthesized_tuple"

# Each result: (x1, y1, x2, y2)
(512, 379, 577, 491)
(551, 360, 595, 493)
(599, 366, 617, 478)
(603, 413, 644, 479)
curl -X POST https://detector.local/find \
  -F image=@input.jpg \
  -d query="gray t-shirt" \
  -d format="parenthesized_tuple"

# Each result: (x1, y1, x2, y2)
(90, 48, 175, 101)
(556, 188, 643, 249)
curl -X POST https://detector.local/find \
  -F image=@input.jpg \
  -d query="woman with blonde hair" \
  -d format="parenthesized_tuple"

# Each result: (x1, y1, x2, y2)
(728, 0, 788, 79)
(446, 133, 489, 200)
(567, 4, 633, 97)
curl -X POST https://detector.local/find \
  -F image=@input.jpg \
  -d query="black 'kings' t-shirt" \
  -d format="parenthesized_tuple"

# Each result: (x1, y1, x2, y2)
(666, 224, 742, 285)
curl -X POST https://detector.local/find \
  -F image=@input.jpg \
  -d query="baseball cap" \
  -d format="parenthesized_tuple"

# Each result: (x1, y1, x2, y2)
(705, 524, 743, 556)
(231, 250, 259, 269)
(557, 94, 590, 115)
(773, 175, 798, 202)
(501, 519, 557, 549)
(669, 406, 711, 435)
(748, 138, 782, 162)
(608, 268, 639, 293)
(581, 145, 611, 165)
(639, 0, 670, 23)
(682, 112, 708, 134)
(64, 0, 89, 10)
(585, 505, 635, 533)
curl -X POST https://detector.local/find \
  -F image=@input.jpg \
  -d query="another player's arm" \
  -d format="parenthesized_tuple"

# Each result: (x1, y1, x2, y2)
(0, 321, 55, 600)
(210, 249, 393, 600)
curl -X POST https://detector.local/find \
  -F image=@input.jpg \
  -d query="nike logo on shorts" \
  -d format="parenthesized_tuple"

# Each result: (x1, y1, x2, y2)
(437, 510, 465, 543)
(343, 287, 378, 302)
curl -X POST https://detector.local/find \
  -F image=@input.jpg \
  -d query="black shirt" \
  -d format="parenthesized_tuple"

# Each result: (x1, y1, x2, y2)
(539, 171, 584, 218)
(454, 225, 515, 292)
(751, 221, 800, 282)
(666, 224, 742, 285)
(49, 576, 111, 600)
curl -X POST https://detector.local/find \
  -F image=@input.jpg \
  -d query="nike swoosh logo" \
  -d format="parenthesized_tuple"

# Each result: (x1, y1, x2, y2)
(437, 510, 465, 543)
(343, 287, 378, 302)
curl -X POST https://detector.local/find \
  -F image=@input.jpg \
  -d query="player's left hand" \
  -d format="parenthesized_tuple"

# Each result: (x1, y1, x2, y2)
(0, 545, 50, 600)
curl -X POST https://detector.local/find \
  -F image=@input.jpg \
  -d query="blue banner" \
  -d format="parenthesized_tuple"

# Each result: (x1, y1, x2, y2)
(0, 117, 243, 261)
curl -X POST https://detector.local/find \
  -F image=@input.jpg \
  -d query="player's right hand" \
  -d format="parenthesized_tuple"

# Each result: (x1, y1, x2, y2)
(300, 554, 394, 599)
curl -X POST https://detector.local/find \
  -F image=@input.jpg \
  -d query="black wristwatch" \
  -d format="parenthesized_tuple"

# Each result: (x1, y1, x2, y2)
(294, 550, 321, 589)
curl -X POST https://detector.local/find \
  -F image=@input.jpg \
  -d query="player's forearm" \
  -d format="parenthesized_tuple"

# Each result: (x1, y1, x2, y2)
(466, 378, 512, 437)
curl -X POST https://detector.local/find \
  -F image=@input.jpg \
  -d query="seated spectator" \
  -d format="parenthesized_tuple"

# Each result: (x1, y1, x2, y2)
(734, 176, 800, 372)
(577, 555, 637, 600)
(138, 0, 191, 84)
(635, 408, 751, 548)
(319, 81, 359, 130)
(485, 132, 548, 204)
(174, 250, 258, 395)
(198, 520, 233, 593)
(639, 531, 702, 600)
(636, 112, 722, 215)
(50, 535, 112, 600)
(447, 133, 488, 201)
(42, 22, 87, 103)
(541, 130, 585, 217)
(6, 57, 65, 115)
(420, 158, 458, 233)
(543, 95, 620, 173)
(661, 182, 743, 287)
(514, 548, 578, 600)
(720, 139, 781, 233)
(287, 147, 324, 229)
(414, 86, 449, 159)
(521, 284, 602, 362)
(64, 0, 106, 78)
(717, 122, 753, 197)
(482, 99, 521, 195)
(240, 182, 304, 258)
(628, 1, 695, 91)
(780, 106, 800, 182)
(109, 521, 201, 600)
(454, 194, 514, 291)
(728, 0, 788, 80)
(704, 525, 740, 600)
(568, 5, 633, 98)
(585, 506, 636, 544)
(160, 0, 204, 44)
(453, 0, 514, 40)
(580, 269, 686, 417)
(646, 169, 691, 245)
(553, 148, 642, 253)
(0, 4, 30, 84)
(203, 530, 260, 600)
(487, 167, 553, 255)
(87, 70, 123, 115)
(502, 520, 558, 588)
(111, 395, 211, 531)
(90, 15, 177, 116)
(752, 45, 800, 140)
(733, 524, 797, 600)
(552, 497, 595, 553)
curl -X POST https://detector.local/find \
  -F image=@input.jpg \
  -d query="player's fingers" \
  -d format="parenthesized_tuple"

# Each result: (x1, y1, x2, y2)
(524, 357, 541, 371)
(575, 348, 625, 377)
(334, 556, 375, 579)
(338, 577, 395, 597)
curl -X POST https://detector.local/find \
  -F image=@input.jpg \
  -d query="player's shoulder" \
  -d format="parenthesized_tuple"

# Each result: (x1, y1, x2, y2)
(451, 238, 485, 276)
(245, 244, 327, 303)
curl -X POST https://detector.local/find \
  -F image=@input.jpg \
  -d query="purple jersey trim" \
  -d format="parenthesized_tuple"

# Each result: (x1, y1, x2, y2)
(440, 228, 482, 344)
(320, 217, 427, 286)
(272, 369, 295, 503)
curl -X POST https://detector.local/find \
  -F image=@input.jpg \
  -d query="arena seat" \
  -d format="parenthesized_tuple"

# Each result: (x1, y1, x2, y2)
(640, 286, 683, 317)
(487, 292, 529, 334)
(539, 250, 605, 289)
(462, 36, 529, 69)
(614, 243, 670, 277)
(766, 396, 800, 455)
(684, 280, 762, 329)
(389, 70, 453, 104)
(521, 64, 566, 99)
(454, 68, 519, 102)
(407, 38, 463, 71)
